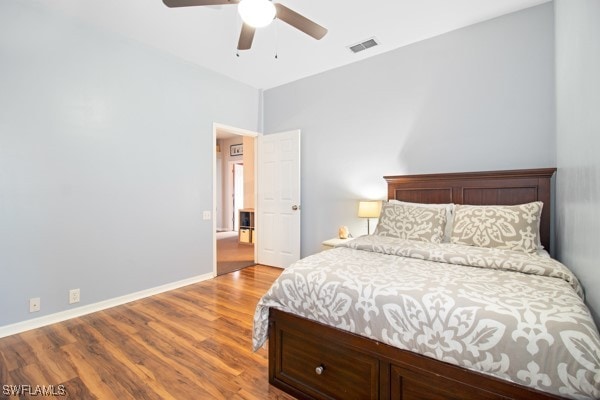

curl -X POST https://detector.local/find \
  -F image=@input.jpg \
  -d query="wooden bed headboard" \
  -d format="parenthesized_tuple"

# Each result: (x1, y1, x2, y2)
(384, 168, 557, 253)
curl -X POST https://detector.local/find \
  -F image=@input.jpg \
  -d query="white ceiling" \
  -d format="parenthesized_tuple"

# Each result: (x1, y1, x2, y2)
(34, 0, 550, 90)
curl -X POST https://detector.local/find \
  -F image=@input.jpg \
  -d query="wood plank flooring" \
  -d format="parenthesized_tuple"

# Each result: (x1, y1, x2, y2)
(0, 265, 295, 400)
(217, 232, 255, 276)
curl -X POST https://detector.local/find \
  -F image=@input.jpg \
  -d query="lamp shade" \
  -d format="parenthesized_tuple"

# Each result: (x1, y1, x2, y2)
(238, 0, 276, 28)
(358, 200, 382, 218)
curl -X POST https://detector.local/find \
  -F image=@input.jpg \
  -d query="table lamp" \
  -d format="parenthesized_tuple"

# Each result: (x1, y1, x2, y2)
(358, 200, 382, 235)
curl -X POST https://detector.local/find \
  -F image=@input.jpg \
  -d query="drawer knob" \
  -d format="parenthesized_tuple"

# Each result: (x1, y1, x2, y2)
(315, 365, 325, 375)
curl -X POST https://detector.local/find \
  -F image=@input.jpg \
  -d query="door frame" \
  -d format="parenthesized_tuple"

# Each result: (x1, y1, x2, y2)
(212, 123, 259, 277)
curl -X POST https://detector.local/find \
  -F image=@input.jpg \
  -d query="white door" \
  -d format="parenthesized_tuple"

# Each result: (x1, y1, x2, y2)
(216, 152, 223, 231)
(257, 130, 301, 268)
(233, 163, 244, 230)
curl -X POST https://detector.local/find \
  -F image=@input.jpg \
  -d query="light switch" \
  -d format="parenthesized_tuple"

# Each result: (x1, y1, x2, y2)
(203, 211, 211, 220)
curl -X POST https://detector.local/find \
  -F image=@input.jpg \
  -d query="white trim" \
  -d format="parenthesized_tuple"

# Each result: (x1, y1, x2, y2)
(214, 122, 260, 138)
(0, 272, 213, 338)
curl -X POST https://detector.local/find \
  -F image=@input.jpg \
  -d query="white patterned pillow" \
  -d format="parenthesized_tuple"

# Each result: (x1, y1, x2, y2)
(451, 202, 543, 253)
(389, 200, 455, 242)
(374, 202, 447, 243)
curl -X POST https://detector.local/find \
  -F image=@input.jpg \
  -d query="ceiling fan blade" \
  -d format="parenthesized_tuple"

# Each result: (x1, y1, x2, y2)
(237, 23, 256, 50)
(162, 0, 237, 8)
(274, 3, 327, 40)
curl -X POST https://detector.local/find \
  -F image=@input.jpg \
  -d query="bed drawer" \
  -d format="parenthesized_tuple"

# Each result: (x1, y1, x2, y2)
(390, 364, 512, 400)
(272, 325, 379, 400)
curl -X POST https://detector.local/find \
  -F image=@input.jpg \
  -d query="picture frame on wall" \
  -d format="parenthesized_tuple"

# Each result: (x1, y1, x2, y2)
(230, 144, 243, 156)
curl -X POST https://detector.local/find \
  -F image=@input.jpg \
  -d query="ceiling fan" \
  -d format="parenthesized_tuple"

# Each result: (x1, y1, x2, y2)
(162, 0, 328, 51)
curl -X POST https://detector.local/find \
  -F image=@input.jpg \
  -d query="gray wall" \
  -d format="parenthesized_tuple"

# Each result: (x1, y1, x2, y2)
(0, 1, 258, 326)
(264, 4, 556, 256)
(555, 0, 600, 324)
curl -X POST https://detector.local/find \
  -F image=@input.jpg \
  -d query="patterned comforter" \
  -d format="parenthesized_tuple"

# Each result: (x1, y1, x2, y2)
(252, 235, 600, 399)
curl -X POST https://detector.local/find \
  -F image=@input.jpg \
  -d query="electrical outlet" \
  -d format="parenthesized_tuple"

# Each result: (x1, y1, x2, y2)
(69, 289, 80, 304)
(202, 210, 211, 220)
(29, 297, 40, 313)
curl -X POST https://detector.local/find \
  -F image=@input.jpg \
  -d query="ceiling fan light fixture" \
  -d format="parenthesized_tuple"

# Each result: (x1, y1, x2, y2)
(238, 0, 276, 28)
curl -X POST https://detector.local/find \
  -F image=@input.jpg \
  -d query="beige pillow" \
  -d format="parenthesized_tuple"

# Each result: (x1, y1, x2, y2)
(451, 202, 543, 253)
(389, 200, 454, 242)
(374, 202, 447, 243)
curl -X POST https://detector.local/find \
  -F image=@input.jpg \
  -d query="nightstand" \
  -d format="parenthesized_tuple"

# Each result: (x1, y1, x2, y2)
(321, 237, 353, 251)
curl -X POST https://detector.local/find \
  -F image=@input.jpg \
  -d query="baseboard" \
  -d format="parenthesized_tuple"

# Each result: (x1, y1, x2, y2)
(0, 272, 214, 339)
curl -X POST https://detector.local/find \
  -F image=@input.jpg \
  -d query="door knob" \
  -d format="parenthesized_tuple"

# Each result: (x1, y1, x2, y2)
(292, 205, 299, 211)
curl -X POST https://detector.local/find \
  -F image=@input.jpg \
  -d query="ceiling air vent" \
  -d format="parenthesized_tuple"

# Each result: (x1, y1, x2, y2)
(348, 37, 379, 54)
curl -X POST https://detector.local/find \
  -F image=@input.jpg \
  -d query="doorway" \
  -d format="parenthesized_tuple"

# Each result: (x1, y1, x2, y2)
(213, 124, 257, 276)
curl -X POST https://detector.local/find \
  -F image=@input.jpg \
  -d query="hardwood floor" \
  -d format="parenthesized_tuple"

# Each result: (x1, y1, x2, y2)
(0, 266, 295, 400)
(217, 231, 255, 276)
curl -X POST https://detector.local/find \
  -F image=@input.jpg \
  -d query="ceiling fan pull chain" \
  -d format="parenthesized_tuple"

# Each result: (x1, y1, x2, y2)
(274, 19, 279, 59)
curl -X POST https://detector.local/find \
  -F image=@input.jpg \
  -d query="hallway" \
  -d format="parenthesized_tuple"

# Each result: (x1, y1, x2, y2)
(216, 231, 255, 275)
